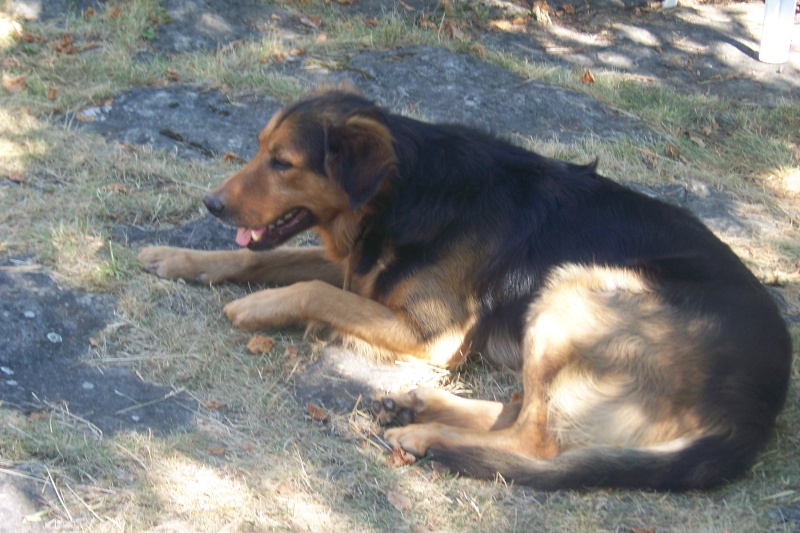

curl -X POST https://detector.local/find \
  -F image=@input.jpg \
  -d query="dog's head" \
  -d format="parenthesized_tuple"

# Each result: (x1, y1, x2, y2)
(204, 88, 398, 251)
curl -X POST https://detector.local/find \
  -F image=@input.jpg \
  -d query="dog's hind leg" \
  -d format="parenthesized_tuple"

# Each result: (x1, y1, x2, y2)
(138, 245, 344, 286)
(373, 388, 522, 430)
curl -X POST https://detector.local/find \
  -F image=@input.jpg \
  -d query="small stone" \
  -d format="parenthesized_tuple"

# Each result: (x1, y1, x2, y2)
(23, 310, 35, 318)
(47, 332, 63, 343)
(131, 415, 140, 422)
(1, 366, 13, 375)
(5, 380, 18, 386)
(82, 381, 95, 390)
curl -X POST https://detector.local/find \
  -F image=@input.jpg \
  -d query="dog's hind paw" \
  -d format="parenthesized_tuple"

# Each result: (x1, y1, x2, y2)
(372, 395, 416, 426)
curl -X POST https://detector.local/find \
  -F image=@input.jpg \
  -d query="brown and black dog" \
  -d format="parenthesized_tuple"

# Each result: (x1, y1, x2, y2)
(138, 87, 791, 490)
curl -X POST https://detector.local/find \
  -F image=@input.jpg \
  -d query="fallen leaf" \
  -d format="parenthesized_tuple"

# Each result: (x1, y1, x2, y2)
(386, 446, 417, 467)
(336, 0, 354, 4)
(103, 183, 130, 194)
(363, 17, 380, 27)
(75, 112, 95, 123)
(2, 73, 26, 93)
(206, 446, 226, 456)
(50, 35, 76, 53)
(283, 345, 299, 358)
(629, 528, 656, 533)
(299, 16, 322, 29)
(470, 44, 486, 59)
(22, 32, 47, 43)
(271, 13, 282, 20)
(532, 2, 552, 24)
(664, 143, 681, 160)
(561, 3, 575, 14)
(442, 20, 466, 41)
(489, 19, 514, 31)
(108, 7, 121, 19)
(398, 0, 416, 11)
(164, 68, 180, 82)
(84, 6, 95, 17)
(222, 151, 245, 163)
(204, 399, 225, 410)
(247, 334, 275, 354)
(642, 148, 658, 168)
(29, 410, 47, 421)
(580, 68, 596, 84)
(306, 402, 329, 421)
(46, 87, 58, 100)
(387, 489, 413, 511)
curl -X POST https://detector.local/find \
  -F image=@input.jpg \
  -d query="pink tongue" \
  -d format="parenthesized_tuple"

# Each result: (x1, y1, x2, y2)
(235, 227, 266, 247)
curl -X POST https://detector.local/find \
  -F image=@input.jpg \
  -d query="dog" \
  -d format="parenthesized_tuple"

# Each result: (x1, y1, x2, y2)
(138, 87, 791, 491)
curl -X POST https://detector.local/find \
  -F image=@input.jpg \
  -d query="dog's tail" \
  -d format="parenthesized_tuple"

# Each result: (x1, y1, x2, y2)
(427, 429, 768, 491)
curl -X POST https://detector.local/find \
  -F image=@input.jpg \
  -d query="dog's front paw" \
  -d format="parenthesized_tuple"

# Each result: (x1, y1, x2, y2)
(223, 287, 305, 331)
(138, 246, 198, 281)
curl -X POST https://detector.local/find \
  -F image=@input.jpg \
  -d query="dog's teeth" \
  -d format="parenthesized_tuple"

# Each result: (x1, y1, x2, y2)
(251, 230, 261, 242)
(275, 218, 285, 226)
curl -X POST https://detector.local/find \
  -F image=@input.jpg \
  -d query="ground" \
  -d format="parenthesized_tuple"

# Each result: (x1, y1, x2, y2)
(0, 0, 798, 531)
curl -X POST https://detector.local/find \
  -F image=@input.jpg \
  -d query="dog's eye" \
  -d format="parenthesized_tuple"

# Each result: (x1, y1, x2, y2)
(270, 158, 292, 171)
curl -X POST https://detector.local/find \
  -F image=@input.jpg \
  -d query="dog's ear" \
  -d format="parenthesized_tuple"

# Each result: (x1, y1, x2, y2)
(325, 113, 398, 210)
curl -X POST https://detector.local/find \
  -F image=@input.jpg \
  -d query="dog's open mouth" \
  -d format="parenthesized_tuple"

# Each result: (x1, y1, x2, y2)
(235, 207, 317, 251)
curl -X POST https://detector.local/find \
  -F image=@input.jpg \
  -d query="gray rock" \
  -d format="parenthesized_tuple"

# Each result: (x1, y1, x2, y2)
(71, 86, 282, 160)
(338, 46, 657, 144)
(0, 258, 195, 435)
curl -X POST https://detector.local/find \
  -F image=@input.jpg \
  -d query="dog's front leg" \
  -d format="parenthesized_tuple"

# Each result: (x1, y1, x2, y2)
(224, 280, 429, 357)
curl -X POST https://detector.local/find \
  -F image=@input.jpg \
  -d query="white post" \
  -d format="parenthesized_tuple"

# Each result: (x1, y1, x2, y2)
(759, 0, 796, 64)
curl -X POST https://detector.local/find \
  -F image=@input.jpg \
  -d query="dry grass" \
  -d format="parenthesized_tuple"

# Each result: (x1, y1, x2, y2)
(1, 0, 799, 531)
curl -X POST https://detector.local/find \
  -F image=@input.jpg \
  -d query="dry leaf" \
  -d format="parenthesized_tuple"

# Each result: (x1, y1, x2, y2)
(46, 87, 58, 100)
(50, 35, 76, 53)
(164, 68, 180, 82)
(532, 2, 552, 24)
(580, 68, 596, 84)
(664, 143, 681, 160)
(387, 489, 413, 511)
(561, 3, 575, 14)
(75, 112, 95, 123)
(363, 17, 380, 27)
(283, 345, 298, 358)
(22, 32, 47, 43)
(206, 446, 226, 456)
(299, 16, 322, 29)
(470, 44, 486, 59)
(306, 402, 329, 421)
(103, 183, 130, 194)
(222, 151, 245, 164)
(489, 19, 514, 31)
(398, 0, 416, 11)
(84, 6, 95, 17)
(2, 73, 26, 94)
(108, 7, 121, 18)
(336, 0, 354, 4)
(247, 334, 275, 354)
(29, 410, 47, 421)
(386, 446, 417, 467)
(271, 13, 282, 20)
(442, 20, 466, 41)
(204, 399, 225, 410)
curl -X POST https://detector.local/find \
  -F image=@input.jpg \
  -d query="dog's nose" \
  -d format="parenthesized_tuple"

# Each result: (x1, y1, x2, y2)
(203, 193, 225, 217)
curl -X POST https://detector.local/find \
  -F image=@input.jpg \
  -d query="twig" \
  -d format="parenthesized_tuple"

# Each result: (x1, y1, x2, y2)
(114, 386, 186, 415)
(109, 441, 148, 471)
(46, 467, 73, 522)
(64, 481, 102, 521)
(0, 467, 46, 484)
